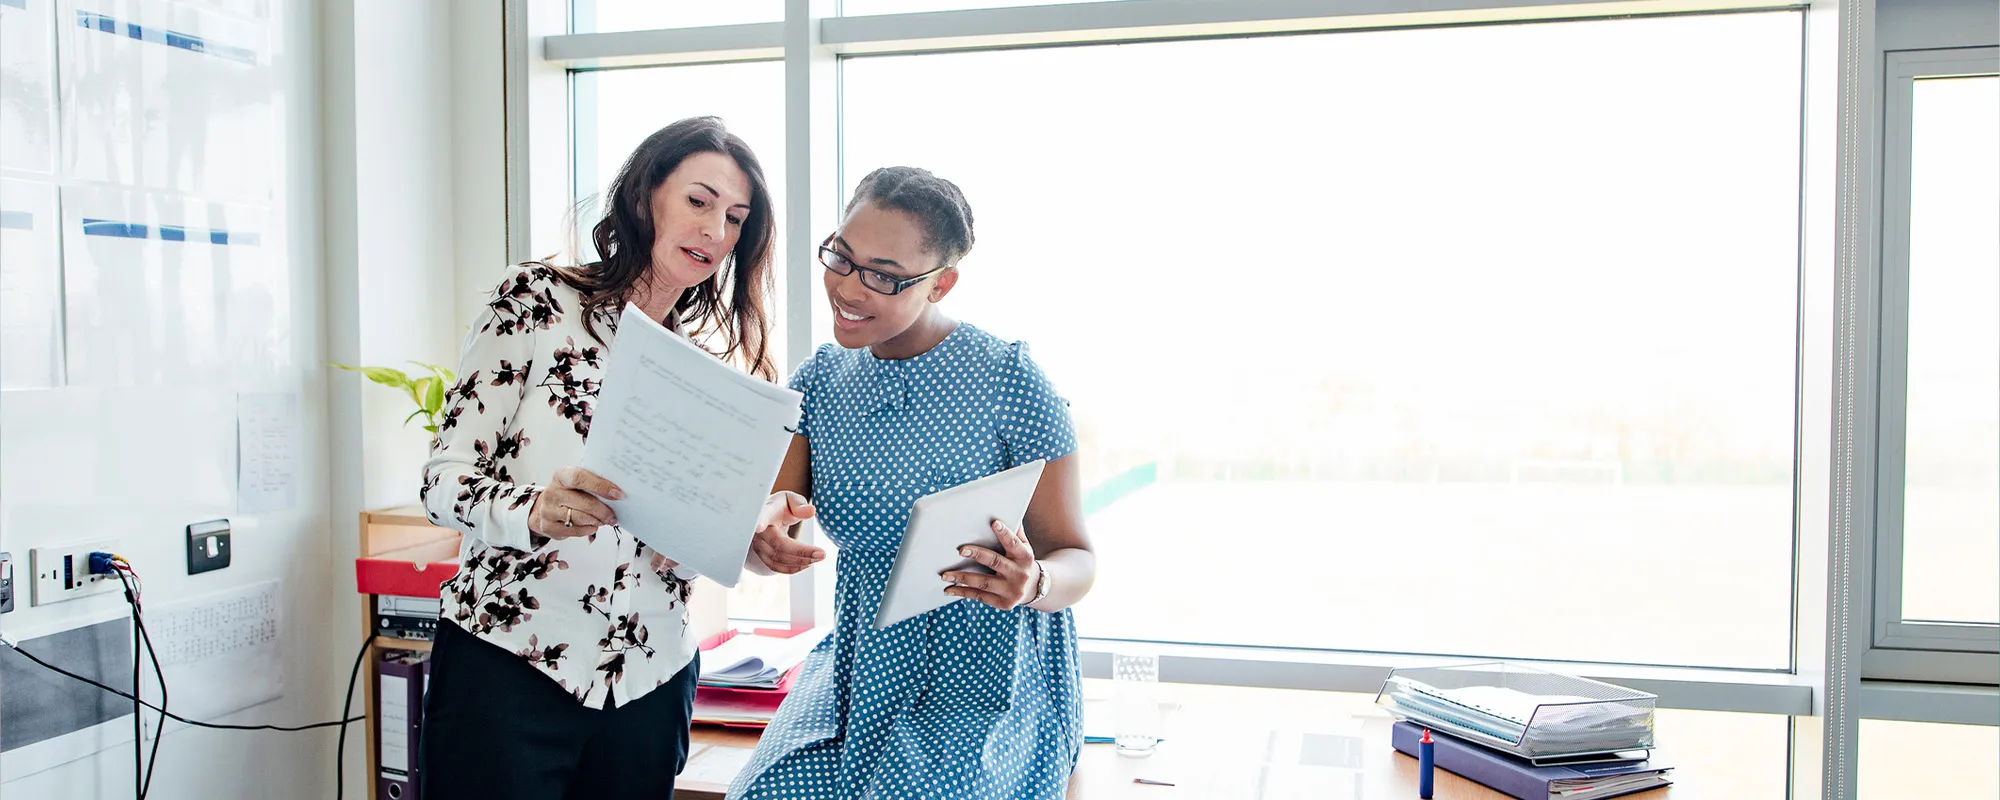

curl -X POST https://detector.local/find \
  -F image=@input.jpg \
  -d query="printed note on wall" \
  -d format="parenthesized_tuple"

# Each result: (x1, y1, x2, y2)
(0, 0, 58, 173)
(237, 391, 297, 514)
(0, 179, 62, 390)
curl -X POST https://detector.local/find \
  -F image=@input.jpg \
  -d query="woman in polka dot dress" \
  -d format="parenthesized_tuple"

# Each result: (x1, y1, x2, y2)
(728, 166, 1097, 800)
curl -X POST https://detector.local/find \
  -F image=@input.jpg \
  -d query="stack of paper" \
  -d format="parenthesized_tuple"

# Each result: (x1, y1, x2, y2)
(1380, 676, 1654, 757)
(691, 690, 785, 727)
(1549, 772, 1672, 799)
(698, 630, 822, 690)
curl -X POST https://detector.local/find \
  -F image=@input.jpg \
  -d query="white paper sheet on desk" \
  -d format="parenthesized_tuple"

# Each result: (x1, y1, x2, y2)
(581, 303, 801, 587)
(680, 743, 756, 786)
(700, 629, 824, 688)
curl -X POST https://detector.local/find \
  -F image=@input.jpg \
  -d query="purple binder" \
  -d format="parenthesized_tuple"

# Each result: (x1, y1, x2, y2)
(377, 652, 428, 800)
(1391, 722, 1670, 800)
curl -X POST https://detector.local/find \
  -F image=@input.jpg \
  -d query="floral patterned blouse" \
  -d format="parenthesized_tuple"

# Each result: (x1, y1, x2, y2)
(421, 263, 699, 709)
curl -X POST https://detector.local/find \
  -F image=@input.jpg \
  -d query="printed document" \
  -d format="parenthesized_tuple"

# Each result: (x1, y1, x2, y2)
(582, 304, 802, 587)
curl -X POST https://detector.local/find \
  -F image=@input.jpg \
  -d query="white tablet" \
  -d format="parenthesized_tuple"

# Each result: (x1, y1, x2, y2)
(872, 459, 1048, 629)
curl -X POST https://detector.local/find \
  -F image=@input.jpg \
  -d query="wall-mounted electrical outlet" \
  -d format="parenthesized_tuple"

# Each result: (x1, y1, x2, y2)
(28, 540, 123, 606)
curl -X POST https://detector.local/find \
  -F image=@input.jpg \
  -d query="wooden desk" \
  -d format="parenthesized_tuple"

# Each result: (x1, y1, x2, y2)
(672, 681, 1680, 799)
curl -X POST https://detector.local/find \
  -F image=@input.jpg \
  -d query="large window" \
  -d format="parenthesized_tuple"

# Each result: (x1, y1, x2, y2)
(842, 12, 1805, 669)
(573, 61, 793, 621)
(538, 1, 1999, 794)
(1871, 48, 1999, 676)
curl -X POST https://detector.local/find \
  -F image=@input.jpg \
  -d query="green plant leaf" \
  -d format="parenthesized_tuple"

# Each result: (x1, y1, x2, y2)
(411, 361, 456, 385)
(423, 375, 445, 413)
(332, 361, 450, 433)
(409, 377, 436, 413)
(330, 362, 416, 392)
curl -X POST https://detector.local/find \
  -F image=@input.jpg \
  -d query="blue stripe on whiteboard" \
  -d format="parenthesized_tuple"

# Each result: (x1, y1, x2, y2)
(0, 211, 32, 230)
(75, 10, 258, 66)
(1, 0, 29, 12)
(81, 219, 260, 246)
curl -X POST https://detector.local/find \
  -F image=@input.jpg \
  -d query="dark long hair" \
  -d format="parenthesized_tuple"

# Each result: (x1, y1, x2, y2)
(562, 116, 776, 381)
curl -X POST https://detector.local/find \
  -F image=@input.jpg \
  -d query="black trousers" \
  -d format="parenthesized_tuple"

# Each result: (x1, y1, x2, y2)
(420, 622, 699, 800)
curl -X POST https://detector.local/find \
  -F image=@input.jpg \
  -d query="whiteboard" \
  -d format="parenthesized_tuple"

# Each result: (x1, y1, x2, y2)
(1, 0, 313, 787)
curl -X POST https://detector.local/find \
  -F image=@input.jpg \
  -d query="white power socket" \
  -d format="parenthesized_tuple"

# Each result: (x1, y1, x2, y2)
(29, 539, 123, 606)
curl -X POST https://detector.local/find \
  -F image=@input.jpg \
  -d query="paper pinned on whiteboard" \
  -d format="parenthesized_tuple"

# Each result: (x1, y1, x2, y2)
(0, 179, 62, 390)
(236, 391, 297, 514)
(0, 0, 57, 173)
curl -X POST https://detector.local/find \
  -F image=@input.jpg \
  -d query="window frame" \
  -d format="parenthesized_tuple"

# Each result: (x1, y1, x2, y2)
(1865, 46, 2000, 683)
(506, 2, 2000, 797)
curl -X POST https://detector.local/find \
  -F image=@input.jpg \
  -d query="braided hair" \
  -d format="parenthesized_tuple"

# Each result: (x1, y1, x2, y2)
(843, 166, 976, 270)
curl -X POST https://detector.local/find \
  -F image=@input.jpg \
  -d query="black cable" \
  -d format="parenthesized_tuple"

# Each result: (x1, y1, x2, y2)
(120, 570, 168, 798)
(138, 617, 167, 794)
(333, 633, 377, 800)
(8, 562, 381, 800)
(0, 637, 369, 732)
(127, 574, 141, 800)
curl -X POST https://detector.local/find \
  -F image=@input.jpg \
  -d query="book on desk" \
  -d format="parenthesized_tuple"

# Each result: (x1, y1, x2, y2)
(1392, 722, 1671, 800)
(692, 627, 822, 728)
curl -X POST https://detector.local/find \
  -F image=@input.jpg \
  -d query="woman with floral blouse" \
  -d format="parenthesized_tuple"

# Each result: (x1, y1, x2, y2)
(417, 116, 782, 799)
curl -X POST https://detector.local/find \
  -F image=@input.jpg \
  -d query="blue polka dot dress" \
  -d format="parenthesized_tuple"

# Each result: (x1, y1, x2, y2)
(728, 323, 1083, 800)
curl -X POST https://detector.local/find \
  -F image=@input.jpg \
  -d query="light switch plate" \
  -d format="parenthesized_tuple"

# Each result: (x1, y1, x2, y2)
(186, 519, 231, 575)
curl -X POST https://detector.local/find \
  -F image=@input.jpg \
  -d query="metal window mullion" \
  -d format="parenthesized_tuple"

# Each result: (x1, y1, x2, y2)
(1870, 45, 1919, 659)
(1860, 648, 2000, 686)
(820, 0, 1806, 56)
(569, 70, 599, 263)
(505, 0, 574, 263)
(1078, 646, 1818, 715)
(545, 22, 787, 69)
(785, 0, 841, 633)
(1856, 680, 2000, 726)
(1812, 0, 1881, 795)
(539, 0, 1808, 66)
(1881, 620, 2000, 648)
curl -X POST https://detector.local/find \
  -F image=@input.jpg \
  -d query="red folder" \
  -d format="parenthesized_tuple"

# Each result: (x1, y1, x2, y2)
(355, 535, 461, 599)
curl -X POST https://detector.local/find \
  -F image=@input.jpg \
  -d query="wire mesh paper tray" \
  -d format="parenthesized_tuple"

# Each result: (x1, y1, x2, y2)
(1374, 662, 1657, 764)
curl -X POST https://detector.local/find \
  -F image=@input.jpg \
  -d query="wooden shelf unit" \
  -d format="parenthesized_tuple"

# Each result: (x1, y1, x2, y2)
(358, 505, 458, 800)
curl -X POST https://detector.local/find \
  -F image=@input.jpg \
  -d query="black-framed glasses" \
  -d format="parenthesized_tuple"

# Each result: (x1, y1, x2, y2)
(818, 236, 949, 296)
